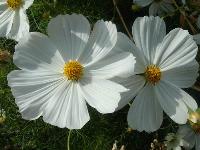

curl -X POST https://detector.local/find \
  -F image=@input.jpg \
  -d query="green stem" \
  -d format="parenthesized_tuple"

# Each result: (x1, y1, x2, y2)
(112, 0, 132, 39)
(172, 0, 197, 34)
(67, 130, 72, 150)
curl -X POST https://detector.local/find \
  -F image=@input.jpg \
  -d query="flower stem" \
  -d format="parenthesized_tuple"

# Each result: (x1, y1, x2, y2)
(172, 0, 197, 34)
(67, 130, 72, 150)
(112, 0, 132, 39)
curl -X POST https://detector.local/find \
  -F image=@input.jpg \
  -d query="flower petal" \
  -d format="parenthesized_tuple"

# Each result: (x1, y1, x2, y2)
(7, 70, 64, 120)
(154, 28, 198, 70)
(133, 0, 153, 7)
(155, 81, 189, 124)
(48, 14, 91, 61)
(0, 1, 8, 14)
(115, 75, 145, 110)
(162, 60, 199, 88)
(43, 82, 90, 129)
(127, 83, 163, 132)
(23, 0, 34, 9)
(7, 9, 29, 41)
(149, 3, 160, 16)
(84, 52, 135, 79)
(79, 77, 127, 113)
(78, 20, 117, 66)
(196, 135, 200, 150)
(132, 16, 166, 64)
(14, 32, 65, 72)
(115, 32, 146, 74)
(178, 125, 195, 149)
(0, 9, 15, 37)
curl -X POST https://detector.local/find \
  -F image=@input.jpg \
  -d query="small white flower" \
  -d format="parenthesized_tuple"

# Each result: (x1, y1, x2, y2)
(178, 124, 200, 150)
(7, 14, 136, 129)
(133, 0, 175, 16)
(115, 16, 199, 132)
(164, 133, 189, 150)
(0, 0, 33, 41)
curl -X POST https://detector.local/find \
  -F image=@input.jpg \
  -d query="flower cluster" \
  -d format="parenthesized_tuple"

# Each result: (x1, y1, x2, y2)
(0, 0, 199, 149)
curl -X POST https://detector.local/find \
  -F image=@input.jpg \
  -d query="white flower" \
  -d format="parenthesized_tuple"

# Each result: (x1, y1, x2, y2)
(7, 14, 136, 129)
(0, 0, 33, 41)
(115, 16, 199, 132)
(164, 133, 189, 150)
(178, 124, 200, 150)
(133, 0, 175, 16)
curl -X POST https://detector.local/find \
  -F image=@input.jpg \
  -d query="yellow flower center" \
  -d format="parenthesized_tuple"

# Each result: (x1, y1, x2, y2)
(188, 111, 200, 123)
(145, 65, 161, 85)
(64, 60, 83, 81)
(7, 0, 22, 9)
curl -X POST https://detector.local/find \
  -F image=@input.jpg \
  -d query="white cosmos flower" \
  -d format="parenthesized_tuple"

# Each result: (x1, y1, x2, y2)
(0, 0, 33, 41)
(7, 14, 136, 129)
(178, 124, 200, 150)
(133, 0, 175, 16)
(164, 133, 189, 150)
(115, 16, 199, 132)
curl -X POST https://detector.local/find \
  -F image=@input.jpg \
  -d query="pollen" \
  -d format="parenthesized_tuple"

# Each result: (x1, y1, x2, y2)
(7, 0, 22, 10)
(64, 60, 84, 81)
(145, 65, 161, 85)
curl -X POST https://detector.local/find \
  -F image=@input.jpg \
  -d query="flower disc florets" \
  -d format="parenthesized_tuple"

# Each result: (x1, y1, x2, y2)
(7, 0, 22, 10)
(145, 65, 161, 85)
(64, 60, 84, 81)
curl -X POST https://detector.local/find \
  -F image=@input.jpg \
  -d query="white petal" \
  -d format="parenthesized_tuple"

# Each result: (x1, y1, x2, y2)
(162, 60, 199, 88)
(149, 3, 159, 16)
(0, 9, 15, 37)
(195, 135, 200, 150)
(84, 52, 135, 79)
(79, 77, 127, 113)
(155, 81, 189, 124)
(7, 70, 64, 120)
(115, 32, 146, 74)
(132, 16, 166, 64)
(160, 1, 175, 14)
(127, 83, 163, 132)
(154, 28, 198, 70)
(43, 82, 90, 129)
(115, 75, 145, 110)
(193, 34, 200, 45)
(7, 9, 29, 41)
(23, 0, 34, 9)
(78, 20, 117, 66)
(14, 32, 65, 72)
(48, 14, 91, 61)
(0, 1, 8, 14)
(178, 125, 195, 149)
(133, 0, 153, 7)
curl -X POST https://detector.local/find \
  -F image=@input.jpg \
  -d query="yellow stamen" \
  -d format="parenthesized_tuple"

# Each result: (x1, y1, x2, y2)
(188, 111, 200, 123)
(64, 60, 83, 81)
(145, 65, 161, 85)
(7, 0, 22, 10)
